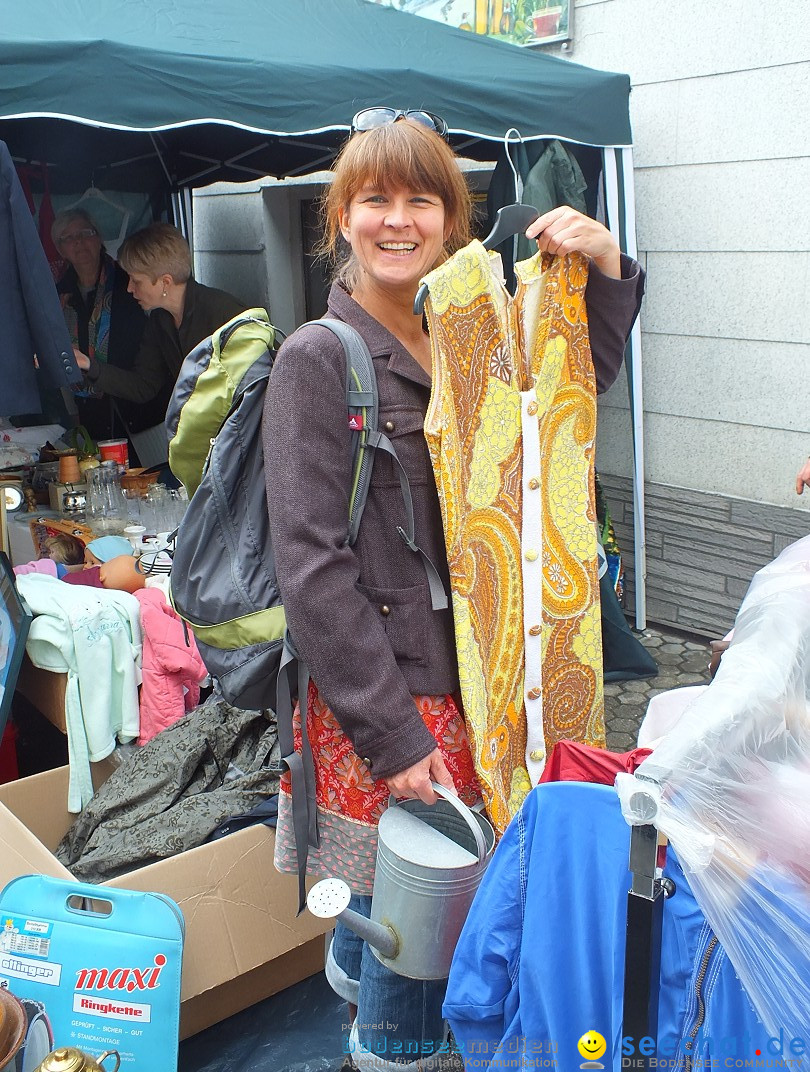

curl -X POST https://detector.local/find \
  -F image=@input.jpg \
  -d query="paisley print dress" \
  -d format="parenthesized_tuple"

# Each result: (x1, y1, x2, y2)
(422, 242, 605, 833)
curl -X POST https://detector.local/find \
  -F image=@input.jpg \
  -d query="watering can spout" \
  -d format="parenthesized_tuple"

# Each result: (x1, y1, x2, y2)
(307, 878, 399, 960)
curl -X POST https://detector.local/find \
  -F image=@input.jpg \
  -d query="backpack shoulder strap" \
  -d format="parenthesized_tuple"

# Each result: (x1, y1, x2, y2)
(303, 318, 377, 545)
(300, 318, 447, 611)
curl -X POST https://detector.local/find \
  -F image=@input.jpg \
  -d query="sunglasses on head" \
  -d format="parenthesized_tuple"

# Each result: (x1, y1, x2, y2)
(351, 107, 449, 138)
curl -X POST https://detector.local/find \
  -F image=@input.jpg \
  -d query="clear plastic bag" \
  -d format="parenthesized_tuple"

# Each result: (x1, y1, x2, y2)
(617, 534, 810, 1035)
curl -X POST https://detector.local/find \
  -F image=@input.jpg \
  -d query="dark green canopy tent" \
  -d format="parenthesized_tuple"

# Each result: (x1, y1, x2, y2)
(0, 0, 648, 625)
(0, 0, 632, 190)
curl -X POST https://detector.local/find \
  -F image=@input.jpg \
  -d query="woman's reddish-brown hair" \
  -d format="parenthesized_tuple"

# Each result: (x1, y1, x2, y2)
(319, 119, 473, 289)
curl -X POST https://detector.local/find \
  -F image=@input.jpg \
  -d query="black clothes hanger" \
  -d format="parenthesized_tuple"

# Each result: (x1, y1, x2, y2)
(413, 202, 540, 315)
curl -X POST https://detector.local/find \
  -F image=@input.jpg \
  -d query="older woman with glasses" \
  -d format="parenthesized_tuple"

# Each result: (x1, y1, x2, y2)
(53, 207, 155, 451)
(264, 110, 644, 1072)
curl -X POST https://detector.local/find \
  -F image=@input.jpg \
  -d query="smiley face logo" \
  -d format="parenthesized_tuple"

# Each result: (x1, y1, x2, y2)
(578, 1030, 607, 1064)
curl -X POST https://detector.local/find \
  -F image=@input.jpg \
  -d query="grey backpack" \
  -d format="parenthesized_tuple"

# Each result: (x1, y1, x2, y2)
(168, 314, 444, 712)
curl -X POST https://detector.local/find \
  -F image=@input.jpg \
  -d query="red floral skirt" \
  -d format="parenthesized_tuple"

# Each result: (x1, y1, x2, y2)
(274, 682, 481, 894)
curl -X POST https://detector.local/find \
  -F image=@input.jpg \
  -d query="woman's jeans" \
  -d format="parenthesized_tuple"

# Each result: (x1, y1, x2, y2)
(326, 894, 448, 1065)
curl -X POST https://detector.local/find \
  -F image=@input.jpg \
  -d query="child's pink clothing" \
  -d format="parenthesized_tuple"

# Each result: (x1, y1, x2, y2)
(133, 588, 208, 745)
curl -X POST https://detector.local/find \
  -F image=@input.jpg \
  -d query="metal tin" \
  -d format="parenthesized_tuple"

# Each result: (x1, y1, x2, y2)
(61, 489, 87, 514)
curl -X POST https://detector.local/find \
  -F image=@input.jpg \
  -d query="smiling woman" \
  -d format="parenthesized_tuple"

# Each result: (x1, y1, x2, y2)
(263, 114, 644, 1072)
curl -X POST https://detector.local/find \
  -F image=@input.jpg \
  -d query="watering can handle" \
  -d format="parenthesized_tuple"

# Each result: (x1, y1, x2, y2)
(386, 784, 488, 861)
(430, 782, 488, 862)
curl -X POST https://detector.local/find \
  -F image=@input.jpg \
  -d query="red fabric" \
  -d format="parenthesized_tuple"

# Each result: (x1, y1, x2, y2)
(62, 567, 103, 588)
(280, 686, 481, 824)
(15, 161, 63, 272)
(0, 722, 19, 784)
(538, 739, 652, 786)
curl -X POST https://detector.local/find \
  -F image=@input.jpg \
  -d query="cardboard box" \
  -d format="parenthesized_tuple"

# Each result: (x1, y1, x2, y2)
(0, 765, 329, 1038)
(15, 655, 68, 733)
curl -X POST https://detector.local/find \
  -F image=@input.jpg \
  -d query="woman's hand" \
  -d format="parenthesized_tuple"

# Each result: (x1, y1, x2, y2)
(385, 748, 457, 804)
(796, 458, 810, 495)
(526, 206, 622, 279)
(73, 346, 91, 371)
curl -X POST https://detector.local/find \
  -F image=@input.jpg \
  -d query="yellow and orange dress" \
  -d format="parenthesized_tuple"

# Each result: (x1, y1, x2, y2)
(422, 241, 604, 833)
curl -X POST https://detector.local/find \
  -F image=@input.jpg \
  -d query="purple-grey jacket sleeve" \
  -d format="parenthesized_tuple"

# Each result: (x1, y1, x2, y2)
(263, 326, 438, 781)
(587, 253, 645, 395)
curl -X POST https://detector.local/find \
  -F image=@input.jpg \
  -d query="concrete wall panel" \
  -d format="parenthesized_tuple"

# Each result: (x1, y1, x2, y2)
(641, 252, 808, 343)
(569, 0, 810, 85)
(630, 64, 810, 168)
(634, 159, 810, 254)
(600, 334, 808, 432)
(598, 408, 810, 508)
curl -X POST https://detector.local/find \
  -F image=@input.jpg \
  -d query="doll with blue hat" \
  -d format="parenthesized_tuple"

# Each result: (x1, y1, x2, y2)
(83, 535, 134, 568)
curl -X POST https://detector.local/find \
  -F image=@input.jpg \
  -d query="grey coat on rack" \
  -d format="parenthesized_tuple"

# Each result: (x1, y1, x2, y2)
(0, 139, 79, 417)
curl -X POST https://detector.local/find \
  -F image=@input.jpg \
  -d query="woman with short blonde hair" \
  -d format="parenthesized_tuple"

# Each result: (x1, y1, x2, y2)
(118, 222, 192, 283)
(73, 223, 246, 428)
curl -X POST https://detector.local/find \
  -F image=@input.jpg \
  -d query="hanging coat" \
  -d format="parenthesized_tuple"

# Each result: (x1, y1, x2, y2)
(0, 140, 80, 416)
(422, 244, 605, 831)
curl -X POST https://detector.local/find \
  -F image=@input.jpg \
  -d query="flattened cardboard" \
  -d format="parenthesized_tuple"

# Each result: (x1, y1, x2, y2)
(15, 655, 68, 733)
(0, 765, 328, 1037)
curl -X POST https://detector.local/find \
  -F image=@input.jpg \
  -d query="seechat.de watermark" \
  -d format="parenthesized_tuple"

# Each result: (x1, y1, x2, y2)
(622, 1030, 809, 1068)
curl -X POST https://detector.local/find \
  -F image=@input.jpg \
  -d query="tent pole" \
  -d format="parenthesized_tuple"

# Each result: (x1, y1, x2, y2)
(603, 147, 647, 630)
(620, 147, 647, 631)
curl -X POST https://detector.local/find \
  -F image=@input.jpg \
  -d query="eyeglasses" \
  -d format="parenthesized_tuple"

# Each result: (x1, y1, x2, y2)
(58, 228, 98, 244)
(351, 108, 448, 139)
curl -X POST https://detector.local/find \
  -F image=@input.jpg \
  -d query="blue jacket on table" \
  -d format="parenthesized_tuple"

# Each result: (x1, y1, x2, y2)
(444, 782, 776, 1070)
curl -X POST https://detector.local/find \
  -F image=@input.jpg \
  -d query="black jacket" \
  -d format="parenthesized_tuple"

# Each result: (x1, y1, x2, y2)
(0, 140, 79, 416)
(87, 278, 246, 406)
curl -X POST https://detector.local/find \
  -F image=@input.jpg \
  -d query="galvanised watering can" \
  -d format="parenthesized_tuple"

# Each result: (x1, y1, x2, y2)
(307, 783, 494, 979)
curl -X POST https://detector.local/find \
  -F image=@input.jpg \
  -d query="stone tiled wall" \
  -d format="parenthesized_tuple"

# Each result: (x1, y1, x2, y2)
(599, 474, 810, 638)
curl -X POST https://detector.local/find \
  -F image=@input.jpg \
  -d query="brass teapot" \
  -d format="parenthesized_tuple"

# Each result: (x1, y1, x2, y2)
(36, 1047, 120, 1072)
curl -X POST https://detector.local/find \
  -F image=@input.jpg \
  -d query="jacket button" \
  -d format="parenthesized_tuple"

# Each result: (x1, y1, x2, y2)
(527, 478, 539, 490)
(527, 687, 541, 701)
(527, 401, 538, 416)
(528, 624, 541, 636)
(384, 420, 395, 432)
(524, 549, 538, 562)
(362, 756, 373, 769)
(380, 605, 391, 616)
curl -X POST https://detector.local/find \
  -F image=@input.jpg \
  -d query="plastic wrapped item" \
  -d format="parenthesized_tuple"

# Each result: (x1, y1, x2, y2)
(617, 534, 810, 1036)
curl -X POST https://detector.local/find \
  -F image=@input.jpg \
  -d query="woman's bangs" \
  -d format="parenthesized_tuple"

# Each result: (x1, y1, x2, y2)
(348, 125, 451, 201)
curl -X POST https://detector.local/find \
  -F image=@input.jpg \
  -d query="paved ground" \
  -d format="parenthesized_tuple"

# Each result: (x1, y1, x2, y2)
(604, 626, 711, 753)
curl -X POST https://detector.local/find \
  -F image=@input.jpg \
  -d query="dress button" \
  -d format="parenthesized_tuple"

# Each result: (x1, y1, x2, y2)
(380, 605, 391, 616)
(528, 624, 541, 636)
(527, 401, 538, 416)
(528, 478, 539, 490)
(384, 420, 395, 432)
(529, 750, 544, 762)
(524, 549, 538, 562)
(527, 688, 541, 701)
